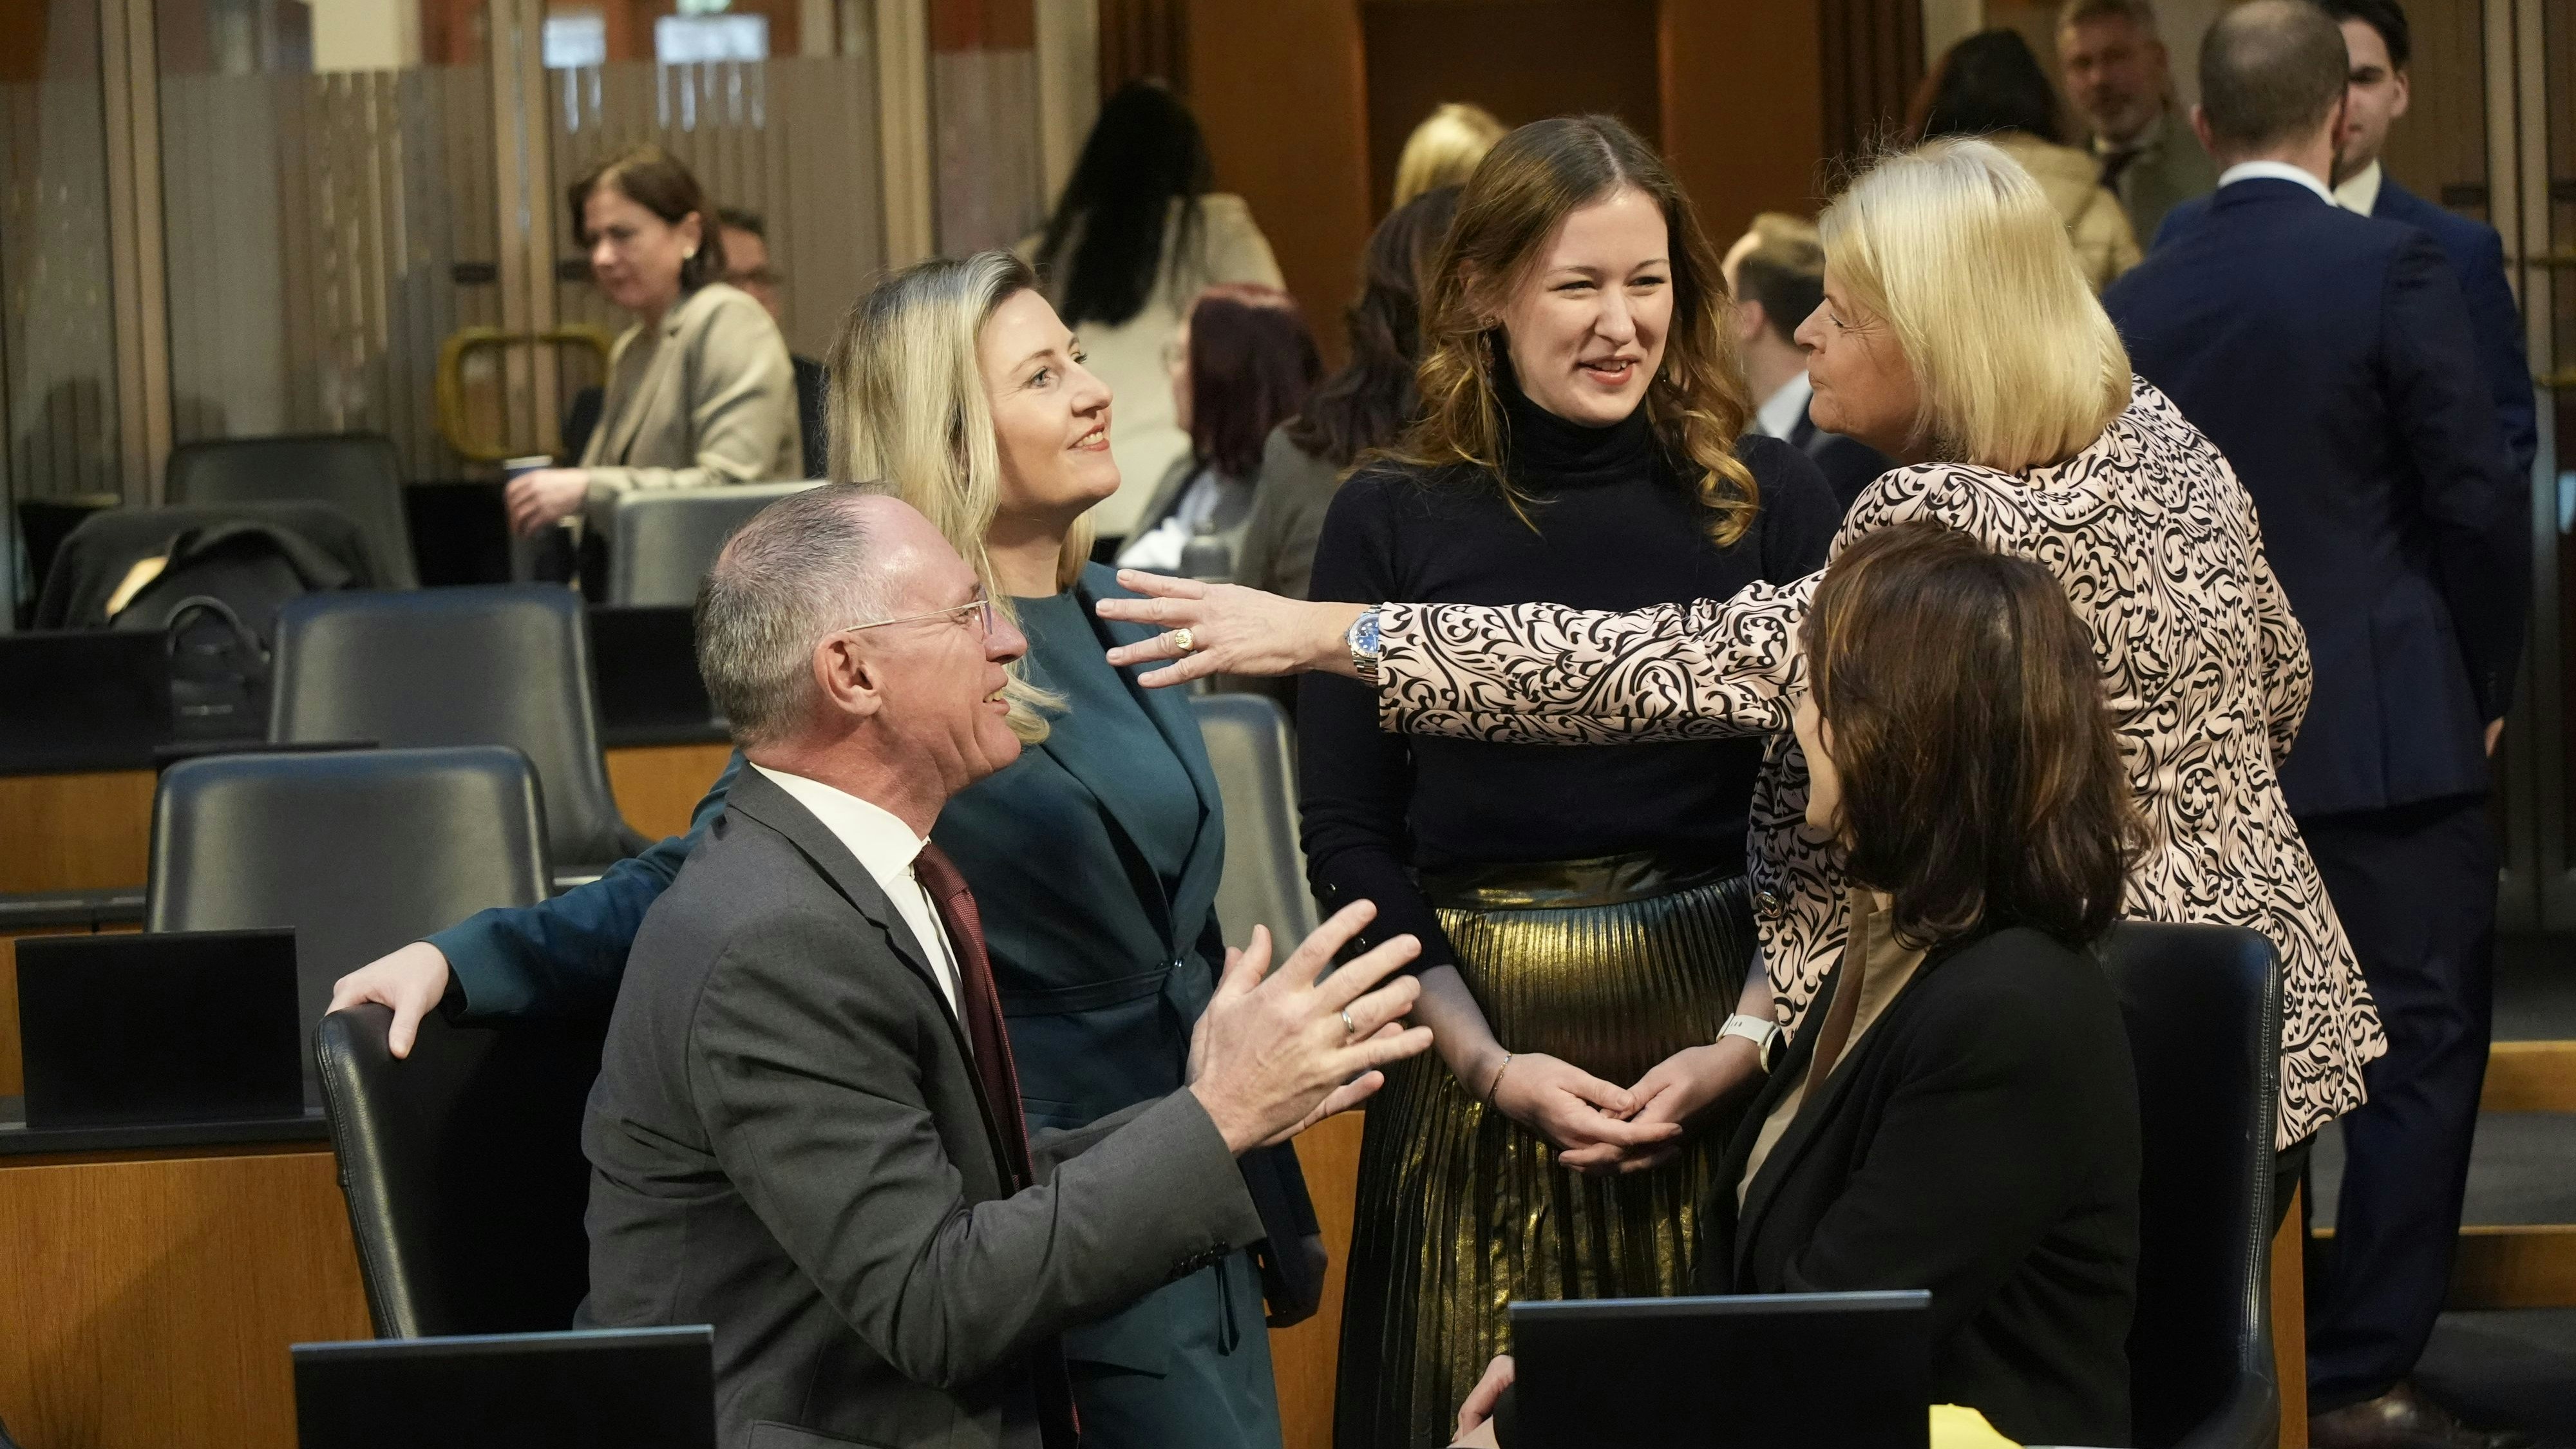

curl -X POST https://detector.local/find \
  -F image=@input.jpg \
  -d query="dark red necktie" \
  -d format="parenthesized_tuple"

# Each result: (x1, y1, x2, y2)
(909, 842, 1078, 1448)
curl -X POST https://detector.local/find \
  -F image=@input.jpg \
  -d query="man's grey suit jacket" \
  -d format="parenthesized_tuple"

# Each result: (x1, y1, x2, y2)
(578, 764, 1265, 1449)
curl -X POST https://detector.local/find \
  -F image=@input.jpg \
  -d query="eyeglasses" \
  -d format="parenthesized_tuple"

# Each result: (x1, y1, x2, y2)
(837, 594, 994, 638)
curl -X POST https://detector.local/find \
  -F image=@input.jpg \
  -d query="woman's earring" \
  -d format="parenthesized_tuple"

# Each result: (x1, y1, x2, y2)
(682, 247, 698, 260)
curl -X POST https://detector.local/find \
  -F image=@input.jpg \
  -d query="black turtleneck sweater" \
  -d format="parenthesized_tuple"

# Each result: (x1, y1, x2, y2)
(1297, 384, 1839, 971)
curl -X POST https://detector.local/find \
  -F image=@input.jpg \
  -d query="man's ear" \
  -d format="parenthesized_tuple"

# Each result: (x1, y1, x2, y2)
(2190, 104, 2216, 157)
(1735, 299, 1768, 345)
(813, 634, 886, 724)
(2388, 68, 2410, 122)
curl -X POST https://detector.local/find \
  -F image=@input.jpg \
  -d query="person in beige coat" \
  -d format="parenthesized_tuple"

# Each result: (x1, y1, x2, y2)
(1909, 30, 2141, 292)
(506, 146, 800, 540)
(1025, 82, 1281, 541)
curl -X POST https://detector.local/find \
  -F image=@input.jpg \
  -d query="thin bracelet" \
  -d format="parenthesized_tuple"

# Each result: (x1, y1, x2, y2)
(1484, 1052, 1516, 1105)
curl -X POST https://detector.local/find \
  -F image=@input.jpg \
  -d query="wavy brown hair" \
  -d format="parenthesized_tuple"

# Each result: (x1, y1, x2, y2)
(1390, 115, 1759, 546)
(1807, 521, 2143, 948)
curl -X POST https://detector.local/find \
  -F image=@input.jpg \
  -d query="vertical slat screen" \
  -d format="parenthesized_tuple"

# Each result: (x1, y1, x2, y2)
(1818, 0, 1925, 175)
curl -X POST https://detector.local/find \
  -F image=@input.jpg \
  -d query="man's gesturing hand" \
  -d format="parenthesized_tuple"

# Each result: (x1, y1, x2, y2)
(1188, 901, 1433, 1153)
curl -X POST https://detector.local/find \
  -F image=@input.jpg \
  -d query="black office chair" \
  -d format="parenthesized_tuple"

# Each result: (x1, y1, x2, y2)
(316, 1001, 605, 1337)
(165, 433, 418, 589)
(1190, 692, 1320, 944)
(269, 585, 642, 876)
(148, 746, 553, 1040)
(604, 482, 816, 606)
(2101, 921, 2284, 1449)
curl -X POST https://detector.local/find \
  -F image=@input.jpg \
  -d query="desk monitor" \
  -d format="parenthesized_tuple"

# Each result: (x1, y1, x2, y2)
(0, 629, 173, 773)
(589, 605, 719, 741)
(15, 928, 304, 1131)
(293, 1327, 717, 1449)
(1509, 1290, 1932, 1448)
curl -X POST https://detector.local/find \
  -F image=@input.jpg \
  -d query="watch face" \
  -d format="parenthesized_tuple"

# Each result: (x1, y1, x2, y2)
(1351, 612, 1381, 654)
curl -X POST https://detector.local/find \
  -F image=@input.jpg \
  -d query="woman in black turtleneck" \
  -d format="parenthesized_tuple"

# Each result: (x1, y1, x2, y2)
(1298, 117, 1837, 1448)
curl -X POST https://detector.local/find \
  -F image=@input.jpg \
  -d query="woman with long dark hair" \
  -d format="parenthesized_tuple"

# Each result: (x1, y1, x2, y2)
(1117, 284, 1320, 576)
(1908, 30, 2139, 290)
(1231, 184, 1461, 605)
(1225, 115, 1848, 1447)
(1028, 81, 1282, 540)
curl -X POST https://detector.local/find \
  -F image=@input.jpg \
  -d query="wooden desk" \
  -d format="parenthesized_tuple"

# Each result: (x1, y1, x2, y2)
(0, 1141, 372, 1448)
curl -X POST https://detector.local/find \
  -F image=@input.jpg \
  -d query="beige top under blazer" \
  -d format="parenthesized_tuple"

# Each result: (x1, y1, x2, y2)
(1991, 131, 2143, 294)
(579, 281, 802, 527)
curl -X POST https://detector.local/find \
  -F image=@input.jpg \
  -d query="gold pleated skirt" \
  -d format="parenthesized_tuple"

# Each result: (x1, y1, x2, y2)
(1331, 856, 1755, 1449)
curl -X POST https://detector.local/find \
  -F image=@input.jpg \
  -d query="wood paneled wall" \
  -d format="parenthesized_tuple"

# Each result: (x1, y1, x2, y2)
(1817, 0, 1927, 171)
(1661, 0, 1832, 231)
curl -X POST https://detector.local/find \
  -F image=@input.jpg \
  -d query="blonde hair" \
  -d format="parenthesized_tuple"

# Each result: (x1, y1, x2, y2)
(1819, 138, 2130, 471)
(826, 251, 1090, 743)
(1392, 102, 1508, 207)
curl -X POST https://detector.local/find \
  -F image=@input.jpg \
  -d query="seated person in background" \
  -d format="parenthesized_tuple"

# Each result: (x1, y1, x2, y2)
(1117, 284, 1320, 579)
(506, 146, 802, 542)
(1718, 212, 1895, 511)
(714, 205, 831, 479)
(1453, 522, 2145, 1448)
(579, 485, 1432, 1449)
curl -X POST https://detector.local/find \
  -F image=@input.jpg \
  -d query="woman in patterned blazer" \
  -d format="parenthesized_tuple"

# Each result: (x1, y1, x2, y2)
(1098, 137, 2383, 1198)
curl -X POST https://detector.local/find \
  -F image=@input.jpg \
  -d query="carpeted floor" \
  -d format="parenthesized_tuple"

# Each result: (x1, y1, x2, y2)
(2300, 934, 2576, 1442)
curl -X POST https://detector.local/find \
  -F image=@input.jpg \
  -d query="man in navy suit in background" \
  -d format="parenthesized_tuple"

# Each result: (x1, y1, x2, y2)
(2103, 5, 2528, 1446)
(2148, 0, 2535, 489)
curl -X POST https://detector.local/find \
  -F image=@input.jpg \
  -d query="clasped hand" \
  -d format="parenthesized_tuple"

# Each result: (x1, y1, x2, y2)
(1497, 1038, 1761, 1175)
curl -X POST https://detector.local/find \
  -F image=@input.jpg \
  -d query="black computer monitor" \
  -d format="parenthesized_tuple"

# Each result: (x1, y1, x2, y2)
(14, 928, 304, 1130)
(292, 1327, 717, 1449)
(0, 629, 174, 773)
(1508, 1291, 1933, 1448)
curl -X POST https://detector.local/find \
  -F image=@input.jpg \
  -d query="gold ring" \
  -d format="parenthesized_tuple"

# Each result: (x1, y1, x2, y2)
(1167, 627, 1196, 655)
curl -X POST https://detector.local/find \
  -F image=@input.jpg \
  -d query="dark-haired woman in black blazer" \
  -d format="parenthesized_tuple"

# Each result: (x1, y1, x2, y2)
(1454, 521, 2147, 1448)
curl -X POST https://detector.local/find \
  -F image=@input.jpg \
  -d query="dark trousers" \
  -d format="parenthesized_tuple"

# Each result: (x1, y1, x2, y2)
(2297, 793, 2497, 1413)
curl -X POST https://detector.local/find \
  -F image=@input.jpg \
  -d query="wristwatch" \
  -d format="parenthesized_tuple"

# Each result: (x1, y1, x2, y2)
(1717, 1013, 1785, 1075)
(1347, 607, 1383, 687)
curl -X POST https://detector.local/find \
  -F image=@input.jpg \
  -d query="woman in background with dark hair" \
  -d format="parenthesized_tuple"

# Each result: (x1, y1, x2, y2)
(1232, 184, 1461, 606)
(1029, 80, 1283, 540)
(506, 144, 800, 538)
(1454, 522, 2146, 1448)
(1908, 30, 2139, 290)
(1118, 285, 1321, 577)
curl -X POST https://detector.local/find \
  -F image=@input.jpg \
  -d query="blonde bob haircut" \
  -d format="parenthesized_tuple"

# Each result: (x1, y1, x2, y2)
(1392, 102, 1508, 208)
(1820, 138, 2131, 472)
(825, 250, 1088, 744)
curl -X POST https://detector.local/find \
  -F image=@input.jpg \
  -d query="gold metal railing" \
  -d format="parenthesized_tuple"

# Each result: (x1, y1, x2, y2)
(434, 325, 616, 462)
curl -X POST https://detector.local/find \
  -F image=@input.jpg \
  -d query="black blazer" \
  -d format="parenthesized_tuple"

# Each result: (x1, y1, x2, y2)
(1705, 926, 2142, 1447)
(2103, 178, 2526, 817)
(1787, 402, 1896, 515)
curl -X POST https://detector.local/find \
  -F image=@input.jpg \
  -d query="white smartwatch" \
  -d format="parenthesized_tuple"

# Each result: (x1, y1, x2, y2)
(1717, 1013, 1785, 1075)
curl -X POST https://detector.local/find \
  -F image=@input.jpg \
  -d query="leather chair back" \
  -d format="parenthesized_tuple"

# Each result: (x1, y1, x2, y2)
(2101, 921, 2283, 1449)
(165, 433, 417, 589)
(606, 482, 818, 607)
(1190, 692, 1319, 945)
(269, 585, 634, 870)
(316, 1002, 605, 1337)
(149, 746, 551, 1045)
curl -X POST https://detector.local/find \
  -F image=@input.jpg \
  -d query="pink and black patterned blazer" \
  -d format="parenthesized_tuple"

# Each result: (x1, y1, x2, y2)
(1370, 380, 2383, 1148)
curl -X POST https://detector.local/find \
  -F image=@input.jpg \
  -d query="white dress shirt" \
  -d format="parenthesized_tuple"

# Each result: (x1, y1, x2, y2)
(752, 764, 966, 1028)
(1753, 372, 1814, 442)
(2215, 160, 2338, 206)
(2333, 159, 2385, 215)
